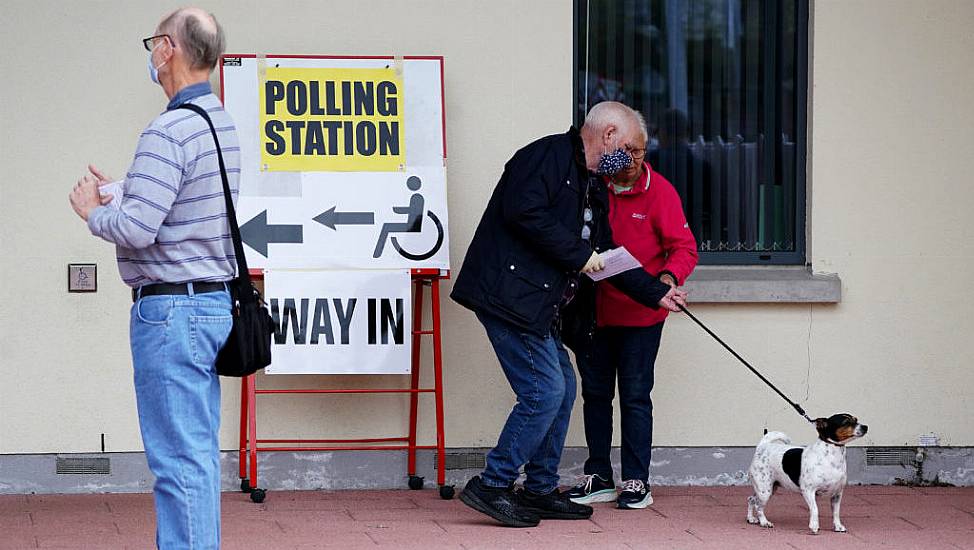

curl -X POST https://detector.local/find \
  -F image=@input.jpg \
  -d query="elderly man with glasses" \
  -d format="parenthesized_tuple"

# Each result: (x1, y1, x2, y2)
(451, 101, 687, 527)
(68, 7, 236, 549)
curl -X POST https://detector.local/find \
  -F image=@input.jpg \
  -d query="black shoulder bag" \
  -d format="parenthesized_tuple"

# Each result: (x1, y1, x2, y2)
(177, 103, 273, 377)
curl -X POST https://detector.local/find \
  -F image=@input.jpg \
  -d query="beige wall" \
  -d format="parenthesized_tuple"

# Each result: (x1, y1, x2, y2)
(803, 0, 974, 444)
(1, 0, 972, 455)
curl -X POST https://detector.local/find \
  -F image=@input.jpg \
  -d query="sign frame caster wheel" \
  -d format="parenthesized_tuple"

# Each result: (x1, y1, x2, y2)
(439, 485, 455, 500)
(240, 478, 252, 493)
(408, 475, 425, 490)
(250, 488, 267, 503)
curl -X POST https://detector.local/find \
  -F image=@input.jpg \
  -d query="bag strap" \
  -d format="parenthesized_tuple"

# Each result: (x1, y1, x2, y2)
(175, 103, 252, 286)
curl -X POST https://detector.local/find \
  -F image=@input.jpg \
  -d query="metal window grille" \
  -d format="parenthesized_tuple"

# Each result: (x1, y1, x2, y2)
(865, 448, 918, 467)
(55, 457, 111, 475)
(434, 452, 487, 471)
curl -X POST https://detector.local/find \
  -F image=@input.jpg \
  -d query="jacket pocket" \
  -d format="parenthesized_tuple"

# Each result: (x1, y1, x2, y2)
(487, 258, 555, 325)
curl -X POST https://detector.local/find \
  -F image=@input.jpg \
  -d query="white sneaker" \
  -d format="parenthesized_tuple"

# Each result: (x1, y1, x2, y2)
(565, 474, 617, 504)
(616, 479, 653, 509)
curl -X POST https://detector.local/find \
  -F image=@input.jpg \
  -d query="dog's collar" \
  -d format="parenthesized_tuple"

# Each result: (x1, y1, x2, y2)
(825, 438, 846, 446)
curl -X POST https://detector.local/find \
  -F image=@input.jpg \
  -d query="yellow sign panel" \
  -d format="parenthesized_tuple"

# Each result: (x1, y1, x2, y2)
(259, 67, 405, 172)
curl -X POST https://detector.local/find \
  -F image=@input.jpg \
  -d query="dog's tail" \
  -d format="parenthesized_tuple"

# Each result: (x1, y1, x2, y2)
(758, 431, 791, 448)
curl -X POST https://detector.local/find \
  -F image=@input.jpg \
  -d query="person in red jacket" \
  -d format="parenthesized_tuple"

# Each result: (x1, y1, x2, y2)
(566, 115, 698, 510)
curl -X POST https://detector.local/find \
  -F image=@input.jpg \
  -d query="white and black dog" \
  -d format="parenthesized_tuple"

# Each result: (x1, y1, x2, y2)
(747, 413, 868, 534)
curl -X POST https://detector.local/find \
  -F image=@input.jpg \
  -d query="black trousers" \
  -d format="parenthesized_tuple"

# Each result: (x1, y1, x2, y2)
(577, 323, 664, 483)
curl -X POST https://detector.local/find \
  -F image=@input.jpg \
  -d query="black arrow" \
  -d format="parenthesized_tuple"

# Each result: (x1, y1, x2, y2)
(313, 207, 375, 230)
(239, 210, 303, 257)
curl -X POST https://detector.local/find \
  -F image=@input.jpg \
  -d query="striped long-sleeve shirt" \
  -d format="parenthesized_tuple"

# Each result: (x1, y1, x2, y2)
(88, 87, 241, 288)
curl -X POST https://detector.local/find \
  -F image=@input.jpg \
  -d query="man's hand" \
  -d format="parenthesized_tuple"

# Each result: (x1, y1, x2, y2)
(581, 251, 605, 274)
(87, 164, 112, 186)
(658, 285, 688, 312)
(87, 164, 117, 205)
(69, 165, 114, 221)
(659, 273, 678, 288)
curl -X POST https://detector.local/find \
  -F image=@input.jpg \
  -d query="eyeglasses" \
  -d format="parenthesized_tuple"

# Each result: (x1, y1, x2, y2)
(142, 34, 173, 51)
(624, 144, 647, 160)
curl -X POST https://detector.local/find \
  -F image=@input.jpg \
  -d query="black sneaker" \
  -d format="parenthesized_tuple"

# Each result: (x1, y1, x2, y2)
(458, 476, 540, 527)
(616, 479, 653, 509)
(565, 474, 617, 504)
(517, 487, 594, 519)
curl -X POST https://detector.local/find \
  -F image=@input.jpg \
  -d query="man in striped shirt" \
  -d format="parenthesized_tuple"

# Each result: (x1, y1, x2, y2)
(69, 8, 238, 549)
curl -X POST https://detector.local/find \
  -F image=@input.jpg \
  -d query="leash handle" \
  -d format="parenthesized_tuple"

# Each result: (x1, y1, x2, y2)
(678, 304, 815, 423)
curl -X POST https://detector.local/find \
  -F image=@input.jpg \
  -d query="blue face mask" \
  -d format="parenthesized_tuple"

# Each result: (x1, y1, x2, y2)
(596, 147, 633, 176)
(147, 48, 167, 84)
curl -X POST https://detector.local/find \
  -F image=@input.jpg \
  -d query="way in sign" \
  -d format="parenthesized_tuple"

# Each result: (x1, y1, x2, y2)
(271, 297, 404, 346)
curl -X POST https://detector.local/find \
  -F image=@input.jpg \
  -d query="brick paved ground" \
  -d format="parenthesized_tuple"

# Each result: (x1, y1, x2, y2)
(0, 485, 972, 549)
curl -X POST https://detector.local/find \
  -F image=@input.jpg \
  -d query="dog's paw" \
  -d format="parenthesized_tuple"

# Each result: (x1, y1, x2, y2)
(746, 517, 759, 525)
(808, 527, 819, 535)
(759, 521, 774, 529)
(834, 524, 847, 533)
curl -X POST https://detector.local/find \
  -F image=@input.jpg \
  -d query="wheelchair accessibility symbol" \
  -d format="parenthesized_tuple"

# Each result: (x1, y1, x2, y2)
(372, 176, 444, 261)
(305, 175, 444, 263)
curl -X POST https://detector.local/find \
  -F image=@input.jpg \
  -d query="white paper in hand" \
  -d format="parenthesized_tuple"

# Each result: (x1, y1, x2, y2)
(99, 180, 123, 209)
(585, 247, 642, 281)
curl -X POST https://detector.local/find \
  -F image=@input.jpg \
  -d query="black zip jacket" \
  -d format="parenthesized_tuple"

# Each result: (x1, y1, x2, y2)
(451, 127, 672, 337)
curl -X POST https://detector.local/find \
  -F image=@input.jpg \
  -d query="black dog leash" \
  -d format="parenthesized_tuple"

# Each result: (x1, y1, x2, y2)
(677, 304, 815, 423)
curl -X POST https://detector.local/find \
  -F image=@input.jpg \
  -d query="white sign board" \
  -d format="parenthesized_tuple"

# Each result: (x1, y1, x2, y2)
(221, 55, 449, 270)
(265, 269, 412, 375)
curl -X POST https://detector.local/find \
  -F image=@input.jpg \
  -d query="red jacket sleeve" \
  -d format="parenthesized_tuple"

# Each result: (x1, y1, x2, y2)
(656, 179, 699, 284)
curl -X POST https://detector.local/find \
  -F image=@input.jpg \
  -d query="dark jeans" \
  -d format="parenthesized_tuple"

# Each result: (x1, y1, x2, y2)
(578, 323, 664, 484)
(476, 311, 576, 494)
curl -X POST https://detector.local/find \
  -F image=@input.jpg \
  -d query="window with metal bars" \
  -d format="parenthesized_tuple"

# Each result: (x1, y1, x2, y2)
(575, 0, 808, 264)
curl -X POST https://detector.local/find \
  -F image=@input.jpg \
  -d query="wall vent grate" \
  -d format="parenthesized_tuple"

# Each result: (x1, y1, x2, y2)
(56, 457, 110, 475)
(435, 452, 486, 470)
(865, 447, 916, 467)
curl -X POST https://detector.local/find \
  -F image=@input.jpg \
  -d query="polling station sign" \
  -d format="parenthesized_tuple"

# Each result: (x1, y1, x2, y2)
(260, 67, 405, 172)
(221, 55, 449, 271)
(264, 269, 412, 374)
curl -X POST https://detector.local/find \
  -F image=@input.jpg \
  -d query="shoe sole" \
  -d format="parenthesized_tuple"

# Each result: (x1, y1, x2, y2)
(617, 493, 654, 510)
(459, 488, 540, 528)
(522, 507, 594, 520)
(568, 489, 618, 505)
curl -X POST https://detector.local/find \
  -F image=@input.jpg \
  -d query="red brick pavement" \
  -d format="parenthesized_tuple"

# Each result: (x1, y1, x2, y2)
(0, 485, 971, 549)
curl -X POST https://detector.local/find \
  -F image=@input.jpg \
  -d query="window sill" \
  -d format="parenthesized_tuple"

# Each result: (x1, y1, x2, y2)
(682, 266, 841, 303)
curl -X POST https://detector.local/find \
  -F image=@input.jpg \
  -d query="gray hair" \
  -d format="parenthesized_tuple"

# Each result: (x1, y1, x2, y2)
(584, 101, 648, 142)
(159, 8, 225, 71)
(632, 109, 648, 142)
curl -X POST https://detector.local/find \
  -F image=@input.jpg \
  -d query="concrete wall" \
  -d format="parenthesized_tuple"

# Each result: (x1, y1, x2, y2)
(1, 0, 972, 458)
(804, 0, 974, 445)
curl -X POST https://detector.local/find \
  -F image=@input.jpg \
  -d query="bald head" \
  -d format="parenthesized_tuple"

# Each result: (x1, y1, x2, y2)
(582, 102, 646, 141)
(578, 101, 647, 171)
(157, 7, 225, 71)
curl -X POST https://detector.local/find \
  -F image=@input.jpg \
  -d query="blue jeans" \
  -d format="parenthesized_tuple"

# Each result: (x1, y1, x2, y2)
(578, 323, 663, 484)
(476, 312, 576, 494)
(130, 287, 232, 550)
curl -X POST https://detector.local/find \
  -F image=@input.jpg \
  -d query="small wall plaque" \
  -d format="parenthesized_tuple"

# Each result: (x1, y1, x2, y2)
(68, 263, 97, 292)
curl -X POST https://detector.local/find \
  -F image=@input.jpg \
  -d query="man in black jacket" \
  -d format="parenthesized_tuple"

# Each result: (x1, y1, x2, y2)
(451, 102, 687, 527)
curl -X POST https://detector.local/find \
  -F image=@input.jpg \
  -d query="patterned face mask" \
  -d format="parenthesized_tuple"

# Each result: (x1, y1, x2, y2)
(596, 147, 633, 175)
